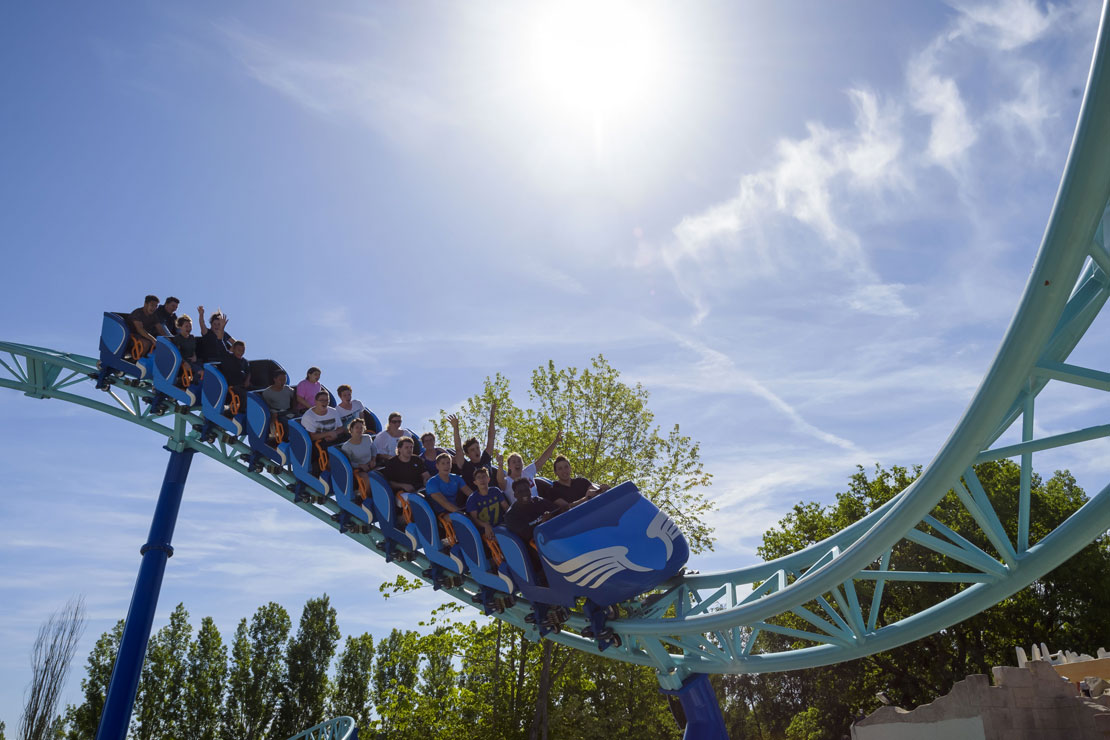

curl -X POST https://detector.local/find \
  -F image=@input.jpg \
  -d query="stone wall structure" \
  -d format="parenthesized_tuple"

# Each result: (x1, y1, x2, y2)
(852, 660, 1110, 739)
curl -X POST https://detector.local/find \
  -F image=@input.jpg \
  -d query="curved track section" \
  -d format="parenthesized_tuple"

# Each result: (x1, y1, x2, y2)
(3, 3, 1110, 689)
(284, 716, 356, 740)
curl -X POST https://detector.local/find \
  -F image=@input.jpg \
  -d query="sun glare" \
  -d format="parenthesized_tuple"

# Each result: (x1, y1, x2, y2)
(525, 2, 665, 124)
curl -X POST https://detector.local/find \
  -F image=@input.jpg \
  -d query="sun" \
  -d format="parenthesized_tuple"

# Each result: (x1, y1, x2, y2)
(524, 1, 666, 125)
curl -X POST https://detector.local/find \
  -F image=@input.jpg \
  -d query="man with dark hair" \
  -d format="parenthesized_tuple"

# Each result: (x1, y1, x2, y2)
(261, 370, 297, 422)
(384, 437, 428, 494)
(504, 478, 565, 581)
(128, 295, 165, 357)
(156, 297, 180, 335)
(449, 404, 504, 489)
(545, 455, 609, 506)
(196, 305, 234, 365)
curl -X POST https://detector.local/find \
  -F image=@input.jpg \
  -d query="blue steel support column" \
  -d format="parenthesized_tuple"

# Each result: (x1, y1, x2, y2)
(661, 674, 730, 740)
(95, 447, 195, 740)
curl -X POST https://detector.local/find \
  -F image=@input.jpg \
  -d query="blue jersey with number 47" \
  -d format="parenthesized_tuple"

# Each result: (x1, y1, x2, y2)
(466, 487, 505, 526)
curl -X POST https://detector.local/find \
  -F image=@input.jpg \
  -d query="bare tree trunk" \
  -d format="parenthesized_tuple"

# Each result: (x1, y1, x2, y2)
(492, 621, 502, 738)
(19, 596, 86, 740)
(529, 641, 554, 740)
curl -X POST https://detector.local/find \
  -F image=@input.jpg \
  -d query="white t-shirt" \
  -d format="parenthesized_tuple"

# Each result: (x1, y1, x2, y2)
(502, 461, 538, 505)
(341, 436, 376, 468)
(336, 399, 365, 427)
(300, 406, 344, 434)
(372, 430, 408, 458)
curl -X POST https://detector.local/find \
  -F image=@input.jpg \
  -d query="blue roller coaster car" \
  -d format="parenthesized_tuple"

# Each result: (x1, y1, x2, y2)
(495, 481, 688, 643)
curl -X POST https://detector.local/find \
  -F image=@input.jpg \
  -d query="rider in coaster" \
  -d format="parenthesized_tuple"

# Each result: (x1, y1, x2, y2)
(196, 306, 235, 369)
(465, 466, 507, 538)
(383, 437, 428, 495)
(498, 428, 562, 506)
(425, 452, 466, 525)
(172, 315, 203, 381)
(373, 411, 409, 464)
(128, 295, 165, 357)
(156, 296, 180, 336)
(419, 432, 446, 477)
(341, 418, 376, 502)
(426, 452, 473, 510)
(335, 384, 366, 428)
(221, 340, 250, 409)
(505, 478, 567, 582)
(449, 405, 505, 490)
(293, 367, 322, 413)
(301, 390, 345, 446)
(545, 455, 609, 506)
(261, 370, 297, 424)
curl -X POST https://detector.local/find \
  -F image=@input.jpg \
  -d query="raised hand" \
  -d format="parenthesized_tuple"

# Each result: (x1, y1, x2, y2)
(448, 413, 460, 429)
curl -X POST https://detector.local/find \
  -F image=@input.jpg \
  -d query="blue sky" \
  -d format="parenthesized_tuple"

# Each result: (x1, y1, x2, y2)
(2, 0, 1109, 725)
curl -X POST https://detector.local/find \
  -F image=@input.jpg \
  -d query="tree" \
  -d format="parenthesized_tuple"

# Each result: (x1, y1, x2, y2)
(221, 602, 290, 740)
(63, 620, 123, 740)
(184, 617, 226, 740)
(220, 619, 251, 740)
(131, 603, 192, 740)
(372, 629, 420, 737)
(726, 461, 1110, 739)
(432, 355, 715, 553)
(274, 596, 341, 738)
(328, 634, 375, 733)
(19, 597, 86, 740)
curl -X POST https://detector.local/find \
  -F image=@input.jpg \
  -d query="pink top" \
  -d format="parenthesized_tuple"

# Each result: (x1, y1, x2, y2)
(295, 379, 322, 406)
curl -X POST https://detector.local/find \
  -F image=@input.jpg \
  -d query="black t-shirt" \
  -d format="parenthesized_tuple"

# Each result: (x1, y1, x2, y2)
(172, 334, 198, 360)
(155, 306, 178, 335)
(222, 356, 249, 387)
(546, 477, 593, 504)
(460, 450, 495, 488)
(197, 331, 232, 365)
(384, 456, 426, 489)
(504, 497, 557, 543)
(128, 307, 161, 337)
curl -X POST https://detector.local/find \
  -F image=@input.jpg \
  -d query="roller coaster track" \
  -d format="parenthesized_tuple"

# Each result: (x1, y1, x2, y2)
(4, 3, 1110, 697)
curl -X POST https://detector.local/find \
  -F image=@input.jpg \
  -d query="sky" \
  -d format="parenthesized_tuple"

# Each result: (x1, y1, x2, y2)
(2, 0, 1109, 727)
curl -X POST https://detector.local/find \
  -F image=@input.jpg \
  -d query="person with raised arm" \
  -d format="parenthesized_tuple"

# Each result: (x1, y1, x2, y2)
(497, 428, 563, 505)
(383, 437, 428, 494)
(195, 305, 234, 366)
(464, 466, 507, 538)
(450, 404, 504, 490)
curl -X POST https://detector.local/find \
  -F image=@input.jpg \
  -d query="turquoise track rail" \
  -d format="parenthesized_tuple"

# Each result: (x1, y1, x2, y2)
(284, 716, 356, 740)
(3, 1, 1110, 694)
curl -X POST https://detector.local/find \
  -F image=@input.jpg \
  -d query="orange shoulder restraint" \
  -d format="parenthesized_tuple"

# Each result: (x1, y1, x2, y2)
(437, 514, 458, 546)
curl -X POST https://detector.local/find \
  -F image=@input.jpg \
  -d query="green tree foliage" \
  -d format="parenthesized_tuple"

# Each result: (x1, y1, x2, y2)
(372, 629, 421, 736)
(63, 620, 123, 740)
(328, 634, 375, 732)
(184, 617, 226, 740)
(132, 603, 191, 740)
(273, 595, 341, 738)
(716, 461, 1110, 740)
(432, 355, 715, 553)
(221, 603, 290, 740)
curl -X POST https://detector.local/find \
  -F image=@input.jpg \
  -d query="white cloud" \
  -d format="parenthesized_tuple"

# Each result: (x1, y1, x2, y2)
(951, 0, 1057, 51)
